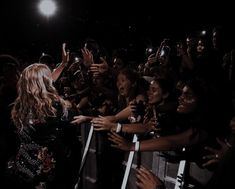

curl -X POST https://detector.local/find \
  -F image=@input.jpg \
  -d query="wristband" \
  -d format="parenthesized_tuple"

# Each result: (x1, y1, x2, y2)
(134, 141, 140, 152)
(116, 123, 122, 133)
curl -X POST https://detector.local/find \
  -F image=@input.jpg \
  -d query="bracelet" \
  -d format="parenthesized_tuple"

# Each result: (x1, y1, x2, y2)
(134, 141, 140, 152)
(116, 123, 122, 133)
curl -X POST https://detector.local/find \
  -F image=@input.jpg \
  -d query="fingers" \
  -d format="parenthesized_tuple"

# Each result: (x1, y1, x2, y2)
(202, 152, 220, 167)
(136, 167, 149, 180)
(202, 159, 219, 167)
(62, 43, 66, 55)
(90, 64, 99, 71)
(110, 144, 121, 149)
(70, 119, 81, 125)
(216, 138, 232, 149)
(107, 132, 125, 145)
(148, 53, 155, 59)
(93, 127, 105, 131)
(92, 122, 107, 131)
(62, 43, 69, 56)
(100, 57, 105, 62)
(70, 115, 86, 125)
(108, 132, 120, 143)
(70, 120, 77, 124)
(108, 131, 124, 140)
(203, 154, 218, 160)
(136, 174, 147, 188)
(216, 137, 227, 148)
(137, 166, 154, 181)
(89, 63, 107, 77)
(225, 139, 232, 148)
(81, 47, 90, 55)
(62, 43, 70, 63)
(91, 117, 105, 124)
(136, 166, 160, 187)
(204, 146, 218, 154)
(135, 181, 144, 189)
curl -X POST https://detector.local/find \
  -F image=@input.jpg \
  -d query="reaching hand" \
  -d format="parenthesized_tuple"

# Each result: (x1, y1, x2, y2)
(202, 137, 231, 167)
(107, 131, 132, 151)
(136, 166, 164, 189)
(92, 115, 114, 131)
(81, 47, 94, 67)
(89, 57, 109, 77)
(146, 53, 158, 65)
(62, 43, 70, 65)
(71, 115, 89, 125)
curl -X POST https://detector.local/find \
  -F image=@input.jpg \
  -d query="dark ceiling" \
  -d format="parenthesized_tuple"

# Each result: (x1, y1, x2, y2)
(0, 0, 233, 60)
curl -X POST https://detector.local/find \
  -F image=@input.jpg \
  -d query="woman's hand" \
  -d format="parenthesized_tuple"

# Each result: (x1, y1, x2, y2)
(136, 166, 164, 189)
(92, 116, 115, 131)
(146, 53, 158, 65)
(81, 47, 94, 67)
(202, 137, 231, 167)
(61, 43, 70, 65)
(89, 57, 109, 77)
(71, 115, 89, 125)
(145, 118, 159, 133)
(108, 131, 132, 151)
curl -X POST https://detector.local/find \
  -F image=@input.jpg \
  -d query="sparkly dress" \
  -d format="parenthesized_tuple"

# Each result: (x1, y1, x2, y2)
(9, 102, 81, 189)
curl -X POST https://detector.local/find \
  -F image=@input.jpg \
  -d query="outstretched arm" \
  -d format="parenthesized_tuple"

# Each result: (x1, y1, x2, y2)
(108, 127, 206, 152)
(52, 43, 69, 81)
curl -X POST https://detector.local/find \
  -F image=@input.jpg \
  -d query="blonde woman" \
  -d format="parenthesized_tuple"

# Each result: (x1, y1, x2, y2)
(10, 63, 80, 189)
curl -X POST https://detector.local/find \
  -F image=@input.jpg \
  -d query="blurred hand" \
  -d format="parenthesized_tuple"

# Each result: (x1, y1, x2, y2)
(136, 166, 164, 189)
(202, 137, 231, 167)
(71, 115, 89, 125)
(62, 43, 70, 65)
(145, 118, 159, 133)
(81, 47, 94, 67)
(108, 131, 132, 151)
(89, 57, 109, 77)
(92, 115, 114, 131)
(146, 53, 158, 65)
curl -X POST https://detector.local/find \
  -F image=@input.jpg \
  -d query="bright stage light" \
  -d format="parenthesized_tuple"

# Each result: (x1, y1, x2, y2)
(38, 0, 57, 17)
(201, 30, 206, 36)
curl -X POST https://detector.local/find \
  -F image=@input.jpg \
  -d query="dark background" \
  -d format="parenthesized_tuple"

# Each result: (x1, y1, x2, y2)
(0, 0, 233, 62)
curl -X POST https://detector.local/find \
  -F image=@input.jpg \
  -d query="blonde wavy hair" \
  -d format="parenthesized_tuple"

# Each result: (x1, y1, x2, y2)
(11, 63, 65, 130)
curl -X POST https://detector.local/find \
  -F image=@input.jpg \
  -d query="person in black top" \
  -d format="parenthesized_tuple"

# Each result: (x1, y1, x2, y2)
(8, 63, 81, 189)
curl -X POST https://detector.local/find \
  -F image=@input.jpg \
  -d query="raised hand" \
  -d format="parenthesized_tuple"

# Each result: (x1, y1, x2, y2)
(89, 57, 109, 77)
(146, 53, 158, 65)
(202, 137, 231, 167)
(81, 47, 94, 67)
(62, 43, 70, 65)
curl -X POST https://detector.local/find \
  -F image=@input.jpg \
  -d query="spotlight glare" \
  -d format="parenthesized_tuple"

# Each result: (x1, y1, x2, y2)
(38, 0, 57, 17)
(201, 30, 206, 35)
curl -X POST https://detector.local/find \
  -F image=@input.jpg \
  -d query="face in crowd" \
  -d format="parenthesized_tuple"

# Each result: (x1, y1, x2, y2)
(116, 69, 138, 98)
(177, 85, 198, 114)
(117, 72, 132, 97)
(148, 80, 165, 105)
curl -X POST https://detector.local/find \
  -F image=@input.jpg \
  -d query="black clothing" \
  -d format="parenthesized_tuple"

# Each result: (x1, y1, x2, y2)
(6, 102, 81, 189)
